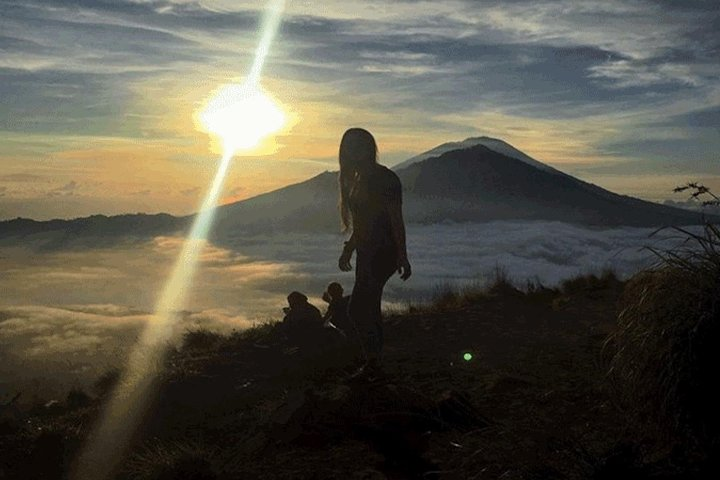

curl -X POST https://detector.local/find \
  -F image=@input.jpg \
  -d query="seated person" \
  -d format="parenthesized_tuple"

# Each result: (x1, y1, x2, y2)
(322, 282, 352, 337)
(281, 291, 323, 342)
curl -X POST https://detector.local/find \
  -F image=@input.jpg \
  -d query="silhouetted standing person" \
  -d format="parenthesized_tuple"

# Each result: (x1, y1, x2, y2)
(337, 128, 411, 369)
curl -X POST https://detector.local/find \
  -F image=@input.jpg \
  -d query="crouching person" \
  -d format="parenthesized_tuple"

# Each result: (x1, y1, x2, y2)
(281, 291, 323, 349)
(322, 282, 352, 339)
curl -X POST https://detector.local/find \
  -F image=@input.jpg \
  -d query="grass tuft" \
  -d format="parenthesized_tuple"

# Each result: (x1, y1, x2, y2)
(561, 268, 619, 295)
(486, 263, 518, 295)
(127, 440, 218, 480)
(181, 328, 224, 352)
(607, 222, 720, 452)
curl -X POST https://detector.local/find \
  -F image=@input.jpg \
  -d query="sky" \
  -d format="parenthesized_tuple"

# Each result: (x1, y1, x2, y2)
(0, 0, 718, 220)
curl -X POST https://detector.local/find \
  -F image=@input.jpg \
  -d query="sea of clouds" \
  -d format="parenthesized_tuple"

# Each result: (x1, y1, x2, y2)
(0, 221, 697, 399)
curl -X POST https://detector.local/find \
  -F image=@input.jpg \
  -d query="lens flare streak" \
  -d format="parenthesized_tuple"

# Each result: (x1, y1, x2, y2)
(72, 151, 234, 480)
(72, 1, 286, 478)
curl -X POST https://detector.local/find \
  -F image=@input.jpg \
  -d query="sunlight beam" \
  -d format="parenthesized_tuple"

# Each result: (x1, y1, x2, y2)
(71, 2, 286, 478)
(248, 0, 285, 86)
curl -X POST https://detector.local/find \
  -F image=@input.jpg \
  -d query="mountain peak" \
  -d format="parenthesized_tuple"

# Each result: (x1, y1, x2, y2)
(392, 136, 559, 174)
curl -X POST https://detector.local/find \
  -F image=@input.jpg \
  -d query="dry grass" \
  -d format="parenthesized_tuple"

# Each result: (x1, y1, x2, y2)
(126, 440, 219, 480)
(560, 268, 620, 296)
(607, 223, 720, 453)
(407, 264, 523, 314)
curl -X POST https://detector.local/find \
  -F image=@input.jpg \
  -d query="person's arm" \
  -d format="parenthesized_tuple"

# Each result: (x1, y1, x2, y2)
(322, 297, 334, 322)
(388, 201, 411, 280)
(339, 231, 356, 271)
(386, 172, 411, 280)
(323, 302, 335, 327)
(344, 231, 357, 253)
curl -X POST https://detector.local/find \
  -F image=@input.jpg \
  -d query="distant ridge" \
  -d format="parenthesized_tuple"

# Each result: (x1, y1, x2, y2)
(0, 213, 187, 248)
(1, 138, 714, 248)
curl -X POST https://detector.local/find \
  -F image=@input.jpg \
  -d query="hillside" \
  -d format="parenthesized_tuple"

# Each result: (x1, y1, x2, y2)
(397, 145, 705, 226)
(1, 273, 707, 479)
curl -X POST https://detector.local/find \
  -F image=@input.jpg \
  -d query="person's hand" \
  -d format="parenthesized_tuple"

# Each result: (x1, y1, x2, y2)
(338, 248, 353, 272)
(397, 256, 412, 280)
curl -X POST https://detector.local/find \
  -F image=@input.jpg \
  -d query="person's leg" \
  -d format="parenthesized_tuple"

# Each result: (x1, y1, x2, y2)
(350, 250, 379, 362)
(369, 257, 396, 359)
(365, 280, 384, 361)
(349, 279, 375, 360)
(350, 248, 396, 363)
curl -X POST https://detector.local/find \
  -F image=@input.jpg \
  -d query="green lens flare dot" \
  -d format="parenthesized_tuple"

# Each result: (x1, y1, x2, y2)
(463, 353, 473, 361)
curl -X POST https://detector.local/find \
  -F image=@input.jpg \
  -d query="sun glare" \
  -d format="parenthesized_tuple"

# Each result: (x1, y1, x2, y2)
(199, 81, 285, 154)
(73, 0, 287, 477)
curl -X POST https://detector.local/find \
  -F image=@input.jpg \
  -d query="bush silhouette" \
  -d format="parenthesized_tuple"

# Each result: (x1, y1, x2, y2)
(608, 221, 720, 454)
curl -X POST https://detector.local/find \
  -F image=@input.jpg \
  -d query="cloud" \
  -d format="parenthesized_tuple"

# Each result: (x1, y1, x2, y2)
(46, 180, 80, 197)
(181, 187, 200, 197)
(0, 0, 718, 215)
(663, 198, 720, 215)
(182, 308, 254, 333)
(215, 221, 699, 306)
(0, 221, 706, 396)
(0, 303, 253, 358)
(58, 180, 78, 192)
(588, 60, 702, 89)
(227, 186, 245, 196)
(3, 0, 717, 121)
(0, 305, 141, 349)
(0, 173, 44, 182)
(63, 304, 147, 316)
(656, 105, 720, 129)
(0, 301, 252, 398)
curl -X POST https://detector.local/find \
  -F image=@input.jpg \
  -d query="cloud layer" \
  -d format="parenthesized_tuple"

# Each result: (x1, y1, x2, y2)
(0, 221, 697, 398)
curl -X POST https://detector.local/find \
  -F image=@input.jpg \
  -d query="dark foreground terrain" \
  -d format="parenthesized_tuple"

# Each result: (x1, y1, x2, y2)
(0, 273, 711, 479)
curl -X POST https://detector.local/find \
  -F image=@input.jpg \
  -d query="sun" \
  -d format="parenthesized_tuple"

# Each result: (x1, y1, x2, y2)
(198, 81, 285, 154)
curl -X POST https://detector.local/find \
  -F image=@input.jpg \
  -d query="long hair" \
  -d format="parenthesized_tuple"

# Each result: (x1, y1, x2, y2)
(338, 128, 378, 232)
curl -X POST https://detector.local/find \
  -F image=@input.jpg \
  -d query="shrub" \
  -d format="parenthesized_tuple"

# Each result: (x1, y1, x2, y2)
(607, 222, 720, 451)
(181, 328, 223, 352)
(560, 268, 621, 296)
(486, 263, 517, 295)
(429, 281, 463, 310)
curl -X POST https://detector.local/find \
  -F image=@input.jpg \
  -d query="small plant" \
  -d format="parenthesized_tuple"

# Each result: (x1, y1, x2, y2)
(181, 328, 223, 352)
(560, 269, 620, 295)
(486, 263, 516, 294)
(127, 440, 218, 480)
(430, 281, 463, 310)
(607, 204, 720, 454)
(673, 182, 720, 207)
